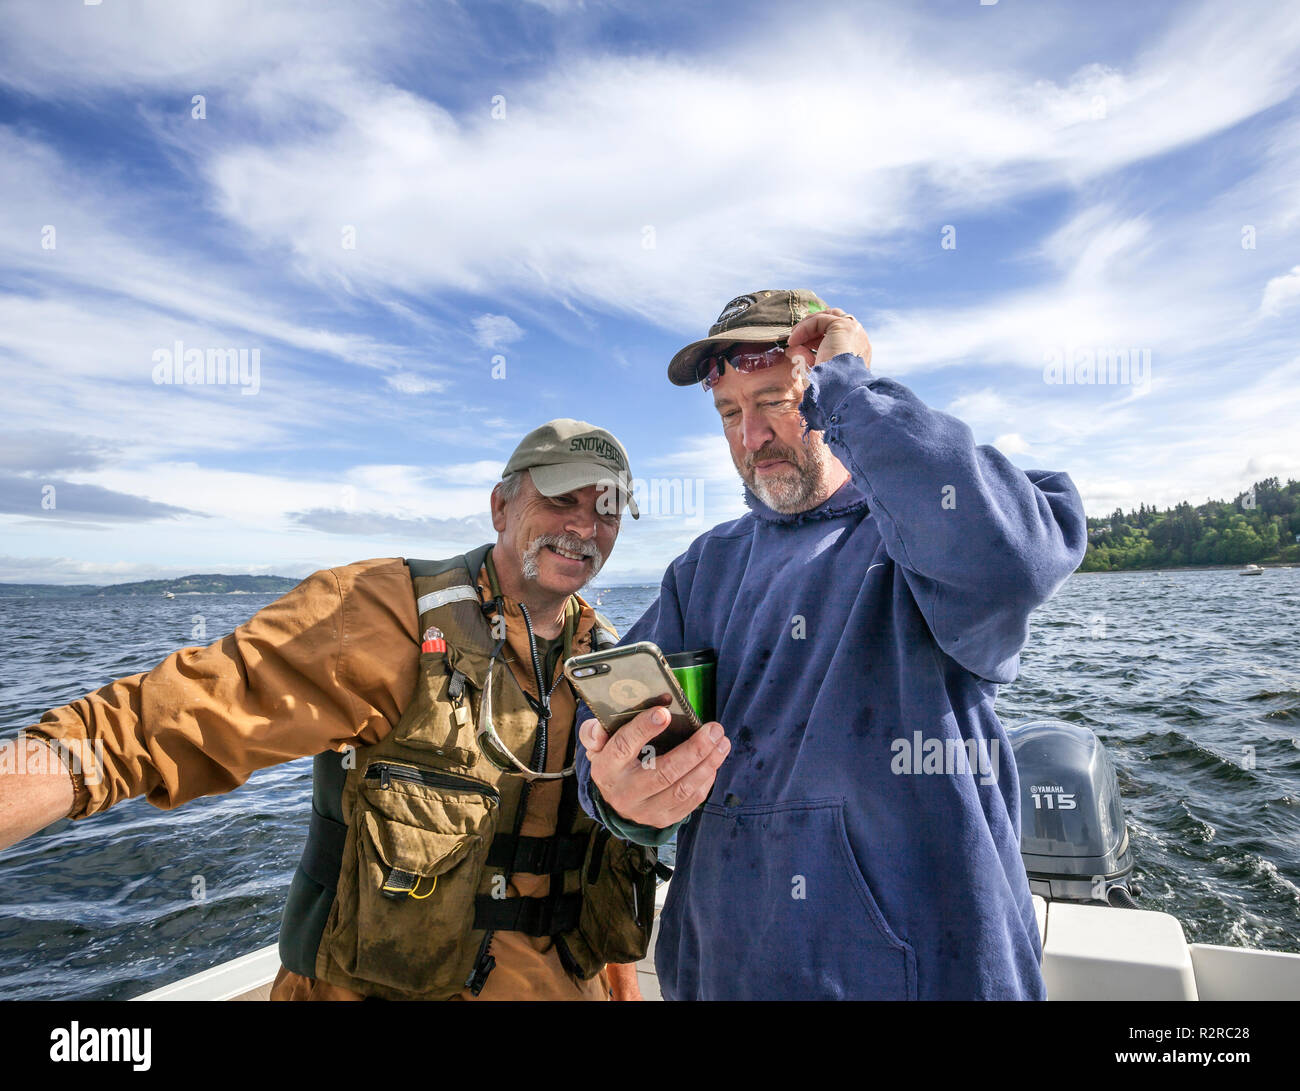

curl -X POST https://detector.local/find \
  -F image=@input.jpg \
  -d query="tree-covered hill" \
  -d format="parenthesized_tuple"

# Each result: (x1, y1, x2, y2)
(0, 574, 302, 598)
(1082, 477, 1300, 571)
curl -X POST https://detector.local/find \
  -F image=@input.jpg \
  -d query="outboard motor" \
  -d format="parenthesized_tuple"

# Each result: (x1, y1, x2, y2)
(1006, 719, 1137, 907)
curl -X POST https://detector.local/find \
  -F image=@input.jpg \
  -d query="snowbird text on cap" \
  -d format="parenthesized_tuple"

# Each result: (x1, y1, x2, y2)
(569, 436, 626, 470)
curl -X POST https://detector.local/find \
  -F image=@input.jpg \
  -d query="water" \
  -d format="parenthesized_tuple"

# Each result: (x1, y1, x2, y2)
(1, 570, 1297, 999)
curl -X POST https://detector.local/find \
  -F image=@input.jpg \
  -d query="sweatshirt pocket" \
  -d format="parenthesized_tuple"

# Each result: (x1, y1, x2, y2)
(323, 759, 498, 998)
(681, 797, 916, 1000)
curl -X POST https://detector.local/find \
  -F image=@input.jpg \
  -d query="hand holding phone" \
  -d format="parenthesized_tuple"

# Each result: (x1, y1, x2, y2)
(564, 641, 702, 755)
(577, 700, 731, 832)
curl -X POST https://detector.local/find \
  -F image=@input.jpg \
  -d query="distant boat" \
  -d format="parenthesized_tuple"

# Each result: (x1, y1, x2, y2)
(162, 591, 175, 598)
(1239, 564, 1264, 576)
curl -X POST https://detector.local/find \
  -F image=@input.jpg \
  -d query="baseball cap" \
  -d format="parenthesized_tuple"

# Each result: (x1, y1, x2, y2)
(667, 289, 829, 386)
(503, 419, 639, 518)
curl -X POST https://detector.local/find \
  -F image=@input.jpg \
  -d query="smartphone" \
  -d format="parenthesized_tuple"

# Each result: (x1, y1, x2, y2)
(564, 640, 703, 754)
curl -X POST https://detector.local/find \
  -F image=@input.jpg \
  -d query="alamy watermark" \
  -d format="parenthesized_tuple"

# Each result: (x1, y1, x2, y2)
(152, 341, 261, 395)
(596, 477, 705, 519)
(0, 735, 104, 785)
(50, 1022, 150, 1071)
(1043, 346, 1151, 388)
(890, 732, 999, 785)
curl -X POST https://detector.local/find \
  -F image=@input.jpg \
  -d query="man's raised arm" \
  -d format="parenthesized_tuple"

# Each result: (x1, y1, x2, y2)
(789, 313, 1087, 682)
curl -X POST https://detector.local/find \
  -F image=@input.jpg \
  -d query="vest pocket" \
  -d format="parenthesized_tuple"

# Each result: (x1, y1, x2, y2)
(393, 651, 480, 767)
(562, 829, 656, 976)
(324, 759, 498, 998)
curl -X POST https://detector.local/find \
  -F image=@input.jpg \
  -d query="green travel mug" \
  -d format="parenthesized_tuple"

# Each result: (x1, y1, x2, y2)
(666, 648, 716, 725)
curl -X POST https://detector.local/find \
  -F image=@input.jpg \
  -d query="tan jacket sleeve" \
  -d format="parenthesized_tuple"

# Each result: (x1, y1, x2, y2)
(22, 558, 420, 820)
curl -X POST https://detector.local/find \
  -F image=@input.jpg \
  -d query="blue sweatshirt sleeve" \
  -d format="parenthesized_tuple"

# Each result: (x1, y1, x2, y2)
(575, 562, 695, 847)
(800, 352, 1087, 682)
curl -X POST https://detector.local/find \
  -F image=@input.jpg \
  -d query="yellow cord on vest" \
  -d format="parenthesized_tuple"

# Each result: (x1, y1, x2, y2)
(409, 875, 438, 899)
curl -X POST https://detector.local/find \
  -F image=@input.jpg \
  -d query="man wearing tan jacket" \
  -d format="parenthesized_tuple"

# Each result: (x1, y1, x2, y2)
(0, 419, 672, 1001)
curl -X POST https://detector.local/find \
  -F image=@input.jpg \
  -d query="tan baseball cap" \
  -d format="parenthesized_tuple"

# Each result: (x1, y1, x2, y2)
(667, 289, 829, 386)
(503, 419, 639, 518)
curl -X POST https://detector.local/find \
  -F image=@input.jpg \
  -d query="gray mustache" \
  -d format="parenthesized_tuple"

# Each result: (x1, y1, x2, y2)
(745, 446, 801, 471)
(534, 533, 599, 560)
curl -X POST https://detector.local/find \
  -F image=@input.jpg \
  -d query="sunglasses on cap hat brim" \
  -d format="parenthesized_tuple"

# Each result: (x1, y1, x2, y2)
(696, 341, 794, 392)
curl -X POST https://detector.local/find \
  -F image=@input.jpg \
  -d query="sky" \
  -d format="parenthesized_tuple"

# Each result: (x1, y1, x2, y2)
(1, 0, 1298, 585)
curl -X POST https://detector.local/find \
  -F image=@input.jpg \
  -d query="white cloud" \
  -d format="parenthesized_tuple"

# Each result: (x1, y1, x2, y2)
(384, 372, 447, 394)
(472, 314, 525, 350)
(0, 129, 426, 377)
(1260, 265, 1300, 316)
(119, 2, 1283, 337)
(0, 1, 396, 97)
(1, 0, 1299, 587)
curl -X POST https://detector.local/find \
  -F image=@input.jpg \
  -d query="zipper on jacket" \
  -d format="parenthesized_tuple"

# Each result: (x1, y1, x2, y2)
(364, 760, 500, 805)
(517, 601, 550, 772)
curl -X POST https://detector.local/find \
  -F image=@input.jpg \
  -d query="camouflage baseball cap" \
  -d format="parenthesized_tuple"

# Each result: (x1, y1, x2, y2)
(667, 289, 829, 386)
(503, 419, 639, 518)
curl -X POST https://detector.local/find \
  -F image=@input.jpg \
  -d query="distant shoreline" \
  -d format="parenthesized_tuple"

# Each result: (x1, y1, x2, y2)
(0, 575, 664, 598)
(1077, 563, 1293, 574)
(0, 574, 303, 599)
(0, 563, 1291, 597)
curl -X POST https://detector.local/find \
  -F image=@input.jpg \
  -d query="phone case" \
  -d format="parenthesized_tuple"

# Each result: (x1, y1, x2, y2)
(564, 641, 703, 750)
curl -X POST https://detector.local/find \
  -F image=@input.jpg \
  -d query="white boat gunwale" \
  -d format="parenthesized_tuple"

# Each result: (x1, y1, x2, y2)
(133, 889, 1300, 1002)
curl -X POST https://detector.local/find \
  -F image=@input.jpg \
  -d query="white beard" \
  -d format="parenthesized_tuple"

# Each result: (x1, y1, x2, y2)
(742, 433, 833, 513)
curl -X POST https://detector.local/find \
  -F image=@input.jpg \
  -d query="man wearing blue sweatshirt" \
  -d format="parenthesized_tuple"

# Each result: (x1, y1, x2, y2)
(576, 289, 1087, 1000)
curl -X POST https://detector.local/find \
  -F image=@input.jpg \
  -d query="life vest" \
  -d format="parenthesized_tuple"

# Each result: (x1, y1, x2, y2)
(277, 544, 659, 1000)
